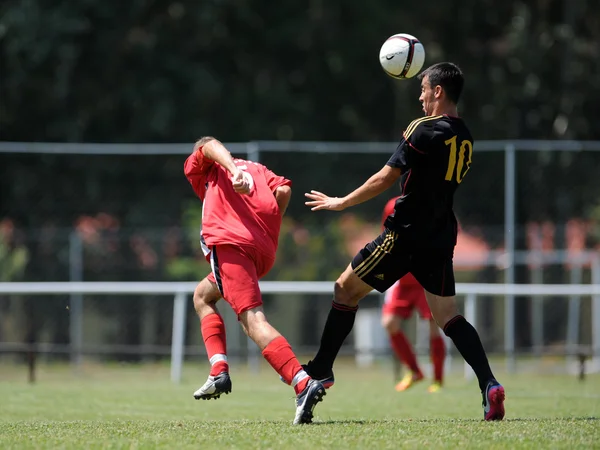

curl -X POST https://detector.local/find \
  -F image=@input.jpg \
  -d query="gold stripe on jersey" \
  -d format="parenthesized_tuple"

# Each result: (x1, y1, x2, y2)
(354, 231, 397, 278)
(403, 115, 443, 140)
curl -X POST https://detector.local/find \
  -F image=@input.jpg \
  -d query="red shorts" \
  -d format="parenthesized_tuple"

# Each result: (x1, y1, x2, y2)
(205, 244, 275, 317)
(382, 279, 432, 320)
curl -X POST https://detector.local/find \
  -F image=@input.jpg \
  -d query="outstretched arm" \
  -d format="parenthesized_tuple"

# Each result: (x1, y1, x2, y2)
(305, 165, 401, 211)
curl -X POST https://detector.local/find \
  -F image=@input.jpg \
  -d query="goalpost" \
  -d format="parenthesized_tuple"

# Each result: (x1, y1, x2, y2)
(0, 281, 599, 383)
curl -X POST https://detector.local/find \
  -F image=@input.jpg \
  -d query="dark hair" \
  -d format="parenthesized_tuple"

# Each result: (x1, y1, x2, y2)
(418, 62, 464, 104)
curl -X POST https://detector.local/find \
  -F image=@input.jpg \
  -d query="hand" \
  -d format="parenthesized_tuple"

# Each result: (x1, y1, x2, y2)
(231, 170, 252, 194)
(304, 190, 347, 211)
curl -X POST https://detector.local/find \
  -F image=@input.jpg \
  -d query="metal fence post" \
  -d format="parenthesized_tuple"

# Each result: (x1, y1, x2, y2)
(170, 291, 187, 383)
(464, 292, 477, 381)
(504, 144, 516, 373)
(566, 263, 583, 357)
(531, 262, 544, 356)
(69, 231, 83, 371)
(592, 256, 600, 369)
(247, 142, 260, 163)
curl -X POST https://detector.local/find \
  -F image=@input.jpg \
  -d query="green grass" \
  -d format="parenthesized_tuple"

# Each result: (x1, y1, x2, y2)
(0, 362, 599, 449)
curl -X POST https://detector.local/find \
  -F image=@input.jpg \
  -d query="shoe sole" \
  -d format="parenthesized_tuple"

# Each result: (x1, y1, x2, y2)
(195, 390, 231, 401)
(295, 384, 326, 425)
(194, 376, 232, 401)
(484, 385, 505, 421)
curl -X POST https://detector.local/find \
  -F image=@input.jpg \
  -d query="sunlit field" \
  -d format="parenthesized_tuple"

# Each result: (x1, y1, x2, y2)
(1, 359, 598, 449)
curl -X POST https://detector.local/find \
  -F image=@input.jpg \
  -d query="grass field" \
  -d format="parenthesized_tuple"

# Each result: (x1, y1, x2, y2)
(1, 361, 599, 449)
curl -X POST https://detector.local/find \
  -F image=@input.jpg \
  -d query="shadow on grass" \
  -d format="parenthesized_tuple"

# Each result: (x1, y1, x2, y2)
(307, 416, 599, 426)
(500, 416, 599, 423)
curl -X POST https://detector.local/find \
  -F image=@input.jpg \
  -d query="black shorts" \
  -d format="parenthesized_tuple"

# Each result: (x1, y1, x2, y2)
(351, 228, 455, 296)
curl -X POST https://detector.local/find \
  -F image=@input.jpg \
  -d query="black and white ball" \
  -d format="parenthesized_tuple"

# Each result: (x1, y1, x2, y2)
(379, 33, 426, 79)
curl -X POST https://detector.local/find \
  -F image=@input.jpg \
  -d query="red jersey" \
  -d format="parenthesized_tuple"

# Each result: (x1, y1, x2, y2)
(383, 196, 420, 287)
(184, 149, 291, 259)
(382, 196, 399, 227)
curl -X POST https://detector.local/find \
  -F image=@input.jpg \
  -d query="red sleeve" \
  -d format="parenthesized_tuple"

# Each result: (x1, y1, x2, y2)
(183, 148, 215, 200)
(263, 166, 292, 192)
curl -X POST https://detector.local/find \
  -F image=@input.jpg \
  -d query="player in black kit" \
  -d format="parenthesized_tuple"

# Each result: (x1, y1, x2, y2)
(304, 62, 505, 421)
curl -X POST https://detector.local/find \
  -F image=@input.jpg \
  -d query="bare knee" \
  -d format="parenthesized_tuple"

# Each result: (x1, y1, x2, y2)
(193, 278, 221, 315)
(331, 265, 373, 307)
(424, 291, 459, 329)
(333, 280, 354, 306)
(192, 289, 209, 315)
(382, 314, 401, 334)
(239, 309, 260, 336)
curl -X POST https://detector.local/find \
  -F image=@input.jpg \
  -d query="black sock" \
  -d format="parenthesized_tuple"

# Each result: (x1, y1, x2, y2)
(444, 315, 496, 391)
(310, 301, 358, 377)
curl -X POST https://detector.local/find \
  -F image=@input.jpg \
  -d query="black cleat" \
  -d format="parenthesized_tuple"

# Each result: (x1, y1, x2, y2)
(303, 361, 335, 389)
(193, 372, 232, 400)
(293, 379, 326, 425)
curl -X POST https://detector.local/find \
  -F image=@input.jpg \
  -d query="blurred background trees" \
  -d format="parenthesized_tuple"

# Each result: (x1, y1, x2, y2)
(1, 0, 599, 357)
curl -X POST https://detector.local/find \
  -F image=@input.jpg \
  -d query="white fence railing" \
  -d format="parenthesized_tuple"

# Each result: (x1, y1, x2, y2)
(0, 281, 599, 382)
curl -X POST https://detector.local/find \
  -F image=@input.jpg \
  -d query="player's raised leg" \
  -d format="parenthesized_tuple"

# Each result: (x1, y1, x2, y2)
(216, 244, 325, 424)
(239, 307, 326, 424)
(306, 263, 374, 382)
(192, 277, 232, 400)
(425, 290, 505, 420)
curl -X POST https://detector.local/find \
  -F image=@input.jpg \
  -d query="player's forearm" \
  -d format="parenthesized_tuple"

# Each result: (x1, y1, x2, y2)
(341, 167, 399, 208)
(274, 185, 292, 216)
(199, 138, 238, 175)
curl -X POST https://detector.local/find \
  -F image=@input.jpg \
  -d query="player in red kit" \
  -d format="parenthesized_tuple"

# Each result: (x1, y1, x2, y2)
(184, 137, 325, 425)
(381, 197, 446, 393)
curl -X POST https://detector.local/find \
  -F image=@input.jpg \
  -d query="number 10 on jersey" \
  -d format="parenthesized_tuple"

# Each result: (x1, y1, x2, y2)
(444, 136, 473, 183)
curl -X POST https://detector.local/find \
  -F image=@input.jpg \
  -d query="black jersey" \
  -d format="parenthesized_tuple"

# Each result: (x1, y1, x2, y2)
(385, 114, 473, 250)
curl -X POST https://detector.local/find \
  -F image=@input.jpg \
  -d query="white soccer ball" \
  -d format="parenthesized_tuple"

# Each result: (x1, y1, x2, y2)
(379, 33, 426, 79)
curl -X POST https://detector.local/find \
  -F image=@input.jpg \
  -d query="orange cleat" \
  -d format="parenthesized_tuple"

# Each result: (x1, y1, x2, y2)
(394, 371, 424, 392)
(427, 382, 442, 393)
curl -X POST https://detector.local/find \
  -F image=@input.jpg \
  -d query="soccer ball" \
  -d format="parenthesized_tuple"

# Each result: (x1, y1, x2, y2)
(379, 33, 425, 79)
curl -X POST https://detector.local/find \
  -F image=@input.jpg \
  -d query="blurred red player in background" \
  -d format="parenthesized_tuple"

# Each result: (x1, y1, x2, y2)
(380, 196, 446, 393)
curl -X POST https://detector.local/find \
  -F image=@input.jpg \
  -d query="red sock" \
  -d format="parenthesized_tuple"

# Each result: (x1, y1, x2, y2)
(430, 336, 446, 383)
(262, 336, 308, 395)
(390, 331, 421, 374)
(201, 314, 229, 376)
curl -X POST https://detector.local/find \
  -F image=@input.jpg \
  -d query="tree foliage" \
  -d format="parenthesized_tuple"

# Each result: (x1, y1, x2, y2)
(2, 0, 599, 143)
(1, 0, 599, 353)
